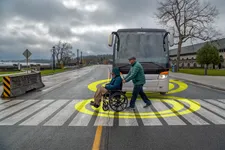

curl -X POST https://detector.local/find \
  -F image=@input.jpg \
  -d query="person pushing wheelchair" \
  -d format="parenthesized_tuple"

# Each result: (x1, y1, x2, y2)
(90, 67, 122, 108)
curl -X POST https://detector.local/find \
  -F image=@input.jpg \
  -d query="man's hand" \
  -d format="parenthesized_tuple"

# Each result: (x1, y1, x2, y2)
(122, 79, 126, 83)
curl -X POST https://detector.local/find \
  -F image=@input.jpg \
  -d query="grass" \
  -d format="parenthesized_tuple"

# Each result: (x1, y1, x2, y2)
(0, 68, 71, 84)
(175, 68, 225, 76)
(0, 70, 21, 75)
(40, 68, 70, 76)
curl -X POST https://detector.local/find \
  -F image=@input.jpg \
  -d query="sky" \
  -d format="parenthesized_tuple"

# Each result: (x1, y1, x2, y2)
(0, 0, 225, 60)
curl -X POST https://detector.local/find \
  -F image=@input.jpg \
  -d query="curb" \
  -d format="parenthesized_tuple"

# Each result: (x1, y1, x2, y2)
(169, 75, 225, 91)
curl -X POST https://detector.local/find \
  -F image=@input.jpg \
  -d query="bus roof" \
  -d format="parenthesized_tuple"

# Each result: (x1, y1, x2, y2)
(117, 28, 166, 33)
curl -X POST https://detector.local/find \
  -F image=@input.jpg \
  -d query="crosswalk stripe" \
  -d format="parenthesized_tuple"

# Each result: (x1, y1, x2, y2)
(136, 102, 162, 126)
(205, 99, 225, 109)
(0, 100, 54, 125)
(19, 100, 69, 126)
(217, 99, 225, 104)
(0, 100, 6, 104)
(178, 100, 209, 125)
(193, 99, 225, 124)
(198, 99, 225, 119)
(119, 110, 138, 126)
(0, 100, 39, 120)
(153, 100, 186, 125)
(69, 101, 92, 126)
(0, 100, 24, 111)
(44, 100, 80, 126)
(94, 115, 114, 126)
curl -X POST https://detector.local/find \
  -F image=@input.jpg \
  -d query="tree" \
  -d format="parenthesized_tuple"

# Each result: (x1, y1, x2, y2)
(155, 0, 219, 71)
(196, 42, 220, 75)
(52, 41, 75, 66)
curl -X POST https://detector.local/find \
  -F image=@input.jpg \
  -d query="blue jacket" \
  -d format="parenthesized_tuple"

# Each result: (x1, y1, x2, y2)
(105, 67, 122, 90)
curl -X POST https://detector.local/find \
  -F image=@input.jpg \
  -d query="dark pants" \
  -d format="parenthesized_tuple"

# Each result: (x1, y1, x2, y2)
(130, 85, 152, 108)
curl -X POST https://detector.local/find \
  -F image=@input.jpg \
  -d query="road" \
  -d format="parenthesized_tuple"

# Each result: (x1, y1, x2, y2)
(0, 65, 225, 150)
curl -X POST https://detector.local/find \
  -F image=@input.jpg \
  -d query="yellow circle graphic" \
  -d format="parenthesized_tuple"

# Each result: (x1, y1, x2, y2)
(75, 78, 200, 119)
(87, 79, 188, 95)
(74, 96, 201, 118)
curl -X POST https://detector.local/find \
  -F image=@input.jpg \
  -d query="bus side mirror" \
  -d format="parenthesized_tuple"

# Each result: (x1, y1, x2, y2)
(168, 34, 174, 47)
(168, 28, 174, 47)
(108, 34, 114, 47)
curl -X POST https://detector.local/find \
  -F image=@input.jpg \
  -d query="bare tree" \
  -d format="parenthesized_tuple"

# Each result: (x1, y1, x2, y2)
(155, 0, 220, 71)
(52, 41, 74, 66)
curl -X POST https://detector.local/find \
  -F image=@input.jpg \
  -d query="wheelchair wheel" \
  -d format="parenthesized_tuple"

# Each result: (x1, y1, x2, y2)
(109, 92, 128, 112)
(102, 101, 109, 111)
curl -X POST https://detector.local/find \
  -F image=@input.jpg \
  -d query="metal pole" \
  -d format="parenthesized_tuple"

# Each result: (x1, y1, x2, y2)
(77, 49, 79, 64)
(53, 46, 55, 70)
(80, 51, 82, 64)
(27, 57, 28, 74)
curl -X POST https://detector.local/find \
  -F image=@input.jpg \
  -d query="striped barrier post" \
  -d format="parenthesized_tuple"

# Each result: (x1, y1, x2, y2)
(2, 76, 11, 98)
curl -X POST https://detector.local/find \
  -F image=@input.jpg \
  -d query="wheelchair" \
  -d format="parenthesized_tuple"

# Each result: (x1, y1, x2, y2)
(102, 83, 128, 112)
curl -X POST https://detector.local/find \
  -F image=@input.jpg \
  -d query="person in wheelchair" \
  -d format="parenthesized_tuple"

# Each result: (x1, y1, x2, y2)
(90, 67, 122, 108)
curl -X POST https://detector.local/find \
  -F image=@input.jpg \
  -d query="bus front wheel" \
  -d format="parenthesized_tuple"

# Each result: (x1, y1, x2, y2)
(160, 92, 166, 95)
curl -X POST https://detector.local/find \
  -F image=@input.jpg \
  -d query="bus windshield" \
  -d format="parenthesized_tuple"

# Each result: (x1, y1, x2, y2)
(115, 31, 169, 65)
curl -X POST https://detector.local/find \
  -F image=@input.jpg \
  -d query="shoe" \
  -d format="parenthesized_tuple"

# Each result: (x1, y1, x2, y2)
(90, 101, 95, 105)
(90, 101, 100, 108)
(143, 103, 152, 108)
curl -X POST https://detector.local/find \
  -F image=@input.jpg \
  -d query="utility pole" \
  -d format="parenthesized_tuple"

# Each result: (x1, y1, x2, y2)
(77, 49, 79, 64)
(52, 46, 55, 70)
(80, 51, 82, 64)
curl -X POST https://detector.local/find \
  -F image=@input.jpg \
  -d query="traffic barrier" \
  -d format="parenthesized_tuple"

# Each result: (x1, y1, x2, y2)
(1, 72, 45, 98)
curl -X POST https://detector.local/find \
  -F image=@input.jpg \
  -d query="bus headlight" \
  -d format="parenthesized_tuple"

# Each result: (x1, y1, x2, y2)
(158, 74, 168, 79)
(158, 71, 169, 79)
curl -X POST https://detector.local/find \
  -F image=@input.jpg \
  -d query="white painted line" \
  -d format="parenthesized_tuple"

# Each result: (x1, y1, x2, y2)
(44, 100, 80, 126)
(205, 99, 225, 109)
(136, 102, 162, 126)
(69, 102, 93, 126)
(0, 100, 39, 120)
(179, 100, 209, 125)
(119, 109, 138, 126)
(0, 100, 54, 125)
(19, 100, 69, 126)
(198, 99, 225, 119)
(217, 99, 225, 104)
(0, 100, 6, 104)
(94, 116, 114, 126)
(153, 100, 186, 125)
(194, 99, 225, 124)
(42, 69, 93, 92)
(0, 100, 24, 111)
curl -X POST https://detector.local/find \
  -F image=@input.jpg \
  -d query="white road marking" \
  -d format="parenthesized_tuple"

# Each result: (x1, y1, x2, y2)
(153, 100, 186, 125)
(0, 100, 54, 125)
(179, 100, 209, 125)
(94, 115, 114, 126)
(193, 99, 225, 124)
(44, 100, 80, 126)
(205, 99, 225, 108)
(0, 100, 24, 111)
(119, 109, 138, 126)
(19, 100, 68, 126)
(0, 100, 39, 120)
(198, 99, 225, 119)
(69, 102, 93, 126)
(136, 102, 162, 126)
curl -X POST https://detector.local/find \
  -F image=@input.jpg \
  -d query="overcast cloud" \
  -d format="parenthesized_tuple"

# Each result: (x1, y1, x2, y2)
(0, 0, 224, 60)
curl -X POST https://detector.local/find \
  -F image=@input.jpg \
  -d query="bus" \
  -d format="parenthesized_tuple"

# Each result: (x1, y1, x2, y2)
(108, 28, 174, 95)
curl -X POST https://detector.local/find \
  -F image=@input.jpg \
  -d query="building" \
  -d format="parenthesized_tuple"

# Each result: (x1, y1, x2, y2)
(169, 38, 225, 69)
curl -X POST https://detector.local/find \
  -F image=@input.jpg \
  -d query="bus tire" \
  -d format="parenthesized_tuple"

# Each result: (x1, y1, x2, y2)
(160, 92, 166, 95)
